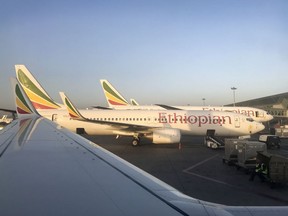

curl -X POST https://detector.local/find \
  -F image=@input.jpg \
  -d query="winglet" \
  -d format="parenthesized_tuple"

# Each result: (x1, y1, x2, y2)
(100, 79, 130, 107)
(59, 92, 85, 120)
(10, 77, 39, 118)
(15, 65, 62, 110)
(130, 98, 139, 106)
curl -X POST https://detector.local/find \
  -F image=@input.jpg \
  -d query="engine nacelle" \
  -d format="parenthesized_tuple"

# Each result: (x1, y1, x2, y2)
(151, 128, 181, 144)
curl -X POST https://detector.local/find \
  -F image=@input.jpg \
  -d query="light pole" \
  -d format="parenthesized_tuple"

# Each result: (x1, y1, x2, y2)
(202, 98, 206, 106)
(231, 87, 237, 106)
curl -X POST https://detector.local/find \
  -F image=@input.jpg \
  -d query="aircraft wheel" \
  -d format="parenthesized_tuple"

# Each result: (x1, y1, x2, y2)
(132, 138, 140, 147)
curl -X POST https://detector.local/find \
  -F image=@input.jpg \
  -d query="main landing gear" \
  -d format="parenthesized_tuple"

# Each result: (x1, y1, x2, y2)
(132, 136, 140, 147)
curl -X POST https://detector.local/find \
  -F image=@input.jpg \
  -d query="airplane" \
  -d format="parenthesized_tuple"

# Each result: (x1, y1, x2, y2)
(60, 91, 265, 146)
(100, 79, 274, 123)
(15, 65, 265, 146)
(1, 79, 288, 216)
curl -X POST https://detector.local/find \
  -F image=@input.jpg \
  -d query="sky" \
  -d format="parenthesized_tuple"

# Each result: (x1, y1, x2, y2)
(0, 0, 287, 110)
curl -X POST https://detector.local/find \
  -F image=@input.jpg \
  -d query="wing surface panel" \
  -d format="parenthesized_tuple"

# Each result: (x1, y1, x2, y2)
(0, 117, 195, 216)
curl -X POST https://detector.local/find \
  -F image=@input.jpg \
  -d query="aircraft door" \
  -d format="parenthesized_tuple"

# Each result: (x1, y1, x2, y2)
(52, 114, 58, 122)
(234, 116, 240, 128)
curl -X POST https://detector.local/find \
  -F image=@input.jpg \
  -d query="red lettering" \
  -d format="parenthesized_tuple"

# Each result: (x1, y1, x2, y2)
(198, 115, 208, 127)
(187, 115, 197, 124)
(158, 113, 167, 123)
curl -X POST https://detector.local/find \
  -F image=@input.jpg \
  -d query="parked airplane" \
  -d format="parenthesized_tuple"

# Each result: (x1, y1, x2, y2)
(16, 65, 264, 146)
(2, 79, 288, 216)
(59, 91, 265, 145)
(100, 79, 273, 122)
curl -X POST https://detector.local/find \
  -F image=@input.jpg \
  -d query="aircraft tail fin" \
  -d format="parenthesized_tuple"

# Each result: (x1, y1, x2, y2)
(100, 79, 130, 107)
(10, 77, 39, 118)
(59, 92, 85, 120)
(130, 98, 139, 106)
(15, 65, 62, 110)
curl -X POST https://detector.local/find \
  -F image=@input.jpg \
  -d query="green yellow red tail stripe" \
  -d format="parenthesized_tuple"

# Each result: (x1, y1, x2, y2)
(15, 65, 61, 109)
(101, 80, 129, 106)
(59, 92, 85, 120)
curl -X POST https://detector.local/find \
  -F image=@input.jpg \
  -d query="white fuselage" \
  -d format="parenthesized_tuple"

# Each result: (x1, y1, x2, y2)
(102, 105, 273, 123)
(38, 109, 264, 137)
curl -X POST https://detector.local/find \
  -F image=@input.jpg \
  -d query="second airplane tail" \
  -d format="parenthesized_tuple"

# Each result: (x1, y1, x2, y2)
(59, 92, 85, 120)
(100, 79, 130, 107)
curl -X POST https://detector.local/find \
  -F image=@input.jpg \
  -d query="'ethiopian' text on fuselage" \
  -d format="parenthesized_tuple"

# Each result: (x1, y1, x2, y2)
(158, 112, 232, 127)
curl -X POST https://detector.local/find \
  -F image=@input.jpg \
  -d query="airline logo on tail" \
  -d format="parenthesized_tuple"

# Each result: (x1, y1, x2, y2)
(16, 65, 61, 110)
(100, 80, 129, 106)
(59, 92, 85, 120)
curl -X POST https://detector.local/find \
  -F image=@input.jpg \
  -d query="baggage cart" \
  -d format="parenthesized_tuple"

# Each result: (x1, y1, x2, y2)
(222, 138, 239, 165)
(257, 152, 288, 186)
(236, 141, 266, 170)
(223, 139, 267, 171)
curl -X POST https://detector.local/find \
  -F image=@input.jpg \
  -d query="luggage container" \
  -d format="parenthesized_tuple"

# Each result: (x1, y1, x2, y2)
(236, 141, 267, 170)
(223, 139, 267, 170)
(257, 152, 288, 186)
(222, 138, 240, 165)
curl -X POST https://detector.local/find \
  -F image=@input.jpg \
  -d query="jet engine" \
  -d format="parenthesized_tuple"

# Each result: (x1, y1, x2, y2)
(150, 128, 181, 144)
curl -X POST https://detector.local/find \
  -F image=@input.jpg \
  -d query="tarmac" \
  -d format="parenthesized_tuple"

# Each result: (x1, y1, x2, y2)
(83, 134, 288, 206)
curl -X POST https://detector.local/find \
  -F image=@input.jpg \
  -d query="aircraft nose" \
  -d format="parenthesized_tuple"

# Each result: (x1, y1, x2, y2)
(267, 114, 274, 121)
(257, 123, 265, 133)
(250, 122, 265, 134)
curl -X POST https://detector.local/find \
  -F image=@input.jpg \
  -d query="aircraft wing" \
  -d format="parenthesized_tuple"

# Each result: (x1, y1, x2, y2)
(2, 117, 288, 216)
(0, 116, 195, 216)
(91, 106, 113, 110)
(155, 104, 183, 110)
